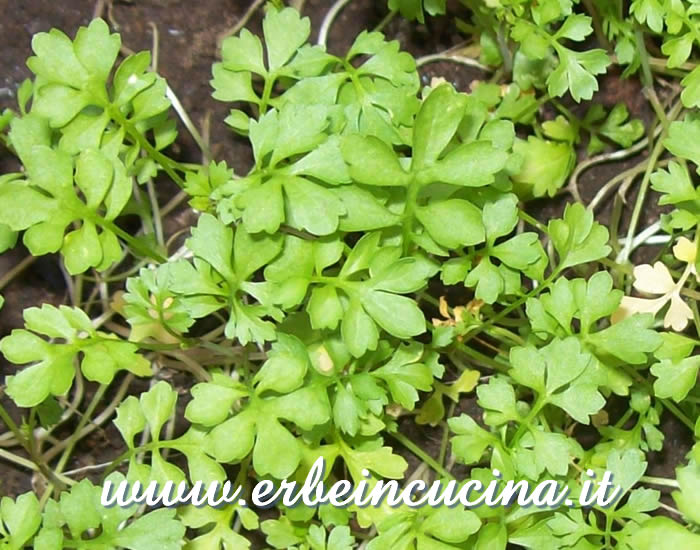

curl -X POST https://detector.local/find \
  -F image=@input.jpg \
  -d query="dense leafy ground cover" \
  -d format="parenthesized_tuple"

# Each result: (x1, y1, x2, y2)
(0, 0, 700, 548)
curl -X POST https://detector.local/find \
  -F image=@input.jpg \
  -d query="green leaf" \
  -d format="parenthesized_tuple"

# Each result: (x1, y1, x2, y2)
(206, 386, 329, 478)
(426, 141, 509, 187)
(630, 0, 666, 33)
(449, 414, 498, 465)
(0, 138, 135, 274)
(139, 381, 178, 441)
(673, 455, 700, 524)
(254, 333, 309, 394)
(0, 493, 42, 549)
(0, 223, 18, 253)
(341, 135, 409, 187)
(512, 136, 575, 198)
(588, 314, 662, 364)
(417, 199, 485, 249)
(172, 215, 283, 346)
(334, 186, 401, 231)
(477, 377, 520, 427)
(213, 7, 332, 113)
(342, 298, 379, 358)
(39, 475, 185, 549)
(372, 256, 438, 293)
(361, 290, 426, 339)
(373, 342, 433, 409)
(549, 202, 611, 269)
(2, 305, 151, 407)
(628, 517, 700, 550)
(420, 507, 480, 544)
(412, 84, 468, 170)
(665, 118, 700, 171)
(681, 66, 700, 108)
(187, 213, 236, 282)
(548, 46, 610, 102)
(186, 375, 246, 428)
(238, 178, 286, 234)
(112, 509, 186, 550)
(662, 33, 694, 69)
(511, 338, 605, 424)
(263, 7, 312, 72)
(651, 352, 700, 403)
(180, 504, 257, 550)
(308, 285, 344, 330)
(284, 176, 346, 235)
(388, 0, 446, 23)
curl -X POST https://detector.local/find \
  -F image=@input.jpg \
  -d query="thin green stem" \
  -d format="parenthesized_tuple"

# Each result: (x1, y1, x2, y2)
(389, 431, 454, 480)
(518, 210, 548, 234)
(453, 344, 509, 373)
(54, 385, 108, 475)
(460, 270, 560, 345)
(640, 475, 680, 489)
(110, 109, 187, 189)
(618, 99, 683, 264)
(96, 215, 167, 263)
(374, 9, 397, 33)
(509, 397, 545, 448)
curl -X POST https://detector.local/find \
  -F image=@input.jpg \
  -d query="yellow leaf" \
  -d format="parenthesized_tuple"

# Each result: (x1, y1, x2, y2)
(673, 236, 697, 264)
(447, 369, 480, 399)
(632, 262, 675, 295)
(611, 295, 667, 324)
(664, 293, 693, 332)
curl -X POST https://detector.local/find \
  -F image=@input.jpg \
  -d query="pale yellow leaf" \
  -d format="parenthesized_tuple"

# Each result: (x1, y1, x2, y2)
(673, 237, 697, 264)
(611, 295, 668, 324)
(445, 369, 480, 401)
(664, 293, 693, 332)
(632, 262, 676, 295)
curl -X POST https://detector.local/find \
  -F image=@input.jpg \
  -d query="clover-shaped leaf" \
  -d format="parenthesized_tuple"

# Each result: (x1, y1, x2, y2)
(1, 304, 151, 407)
(612, 240, 697, 332)
(168, 213, 283, 345)
(37, 474, 185, 550)
(0, 125, 137, 273)
(549, 202, 611, 269)
(188, 370, 330, 479)
(114, 381, 227, 487)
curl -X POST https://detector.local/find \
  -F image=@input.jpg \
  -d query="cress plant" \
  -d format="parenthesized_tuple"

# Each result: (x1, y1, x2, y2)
(0, 1, 699, 549)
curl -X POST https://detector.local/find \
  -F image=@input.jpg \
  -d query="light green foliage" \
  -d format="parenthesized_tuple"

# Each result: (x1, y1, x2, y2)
(511, 13, 610, 102)
(1, 131, 131, 274)
(387, 0, 447, 23)
(122, 263, 204, 342)
(1, 3, 699, 549)
(0, 493, 41, 549)
(180, 503, 259, 550)
(651, 333, 700, 402)
(548, 203, 612, 269)
(262, 519, 355, 550)
(1, 304, 151, 407)
(0, 222, 17, 254)
(114, 381, 227, 486)
(167, 213, 284, 345)
(656, 121, 700, 231)
(512, 136, 575, 198)
(188, 367, 330, 478)
(526, 271, 662, 393)
(35, 475, 185, 550)
(213, 11, 419, 143)
(0, 18, 176, 272)
(543, 104, 645, 155)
